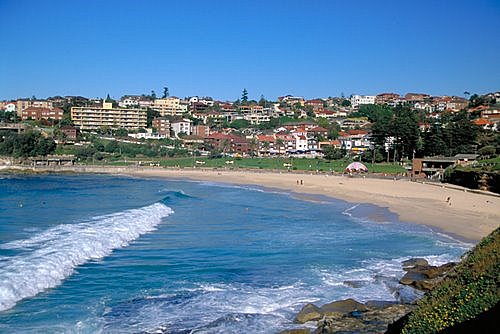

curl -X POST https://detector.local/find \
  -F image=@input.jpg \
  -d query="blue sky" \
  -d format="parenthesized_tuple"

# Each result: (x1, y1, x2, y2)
(1, 0, 499, 101)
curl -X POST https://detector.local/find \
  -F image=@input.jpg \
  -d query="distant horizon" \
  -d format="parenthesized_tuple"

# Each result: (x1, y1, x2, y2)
(1, 0, 499, 102)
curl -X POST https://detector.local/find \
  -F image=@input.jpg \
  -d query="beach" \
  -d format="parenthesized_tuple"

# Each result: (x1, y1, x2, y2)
(119, 168, 500, 242)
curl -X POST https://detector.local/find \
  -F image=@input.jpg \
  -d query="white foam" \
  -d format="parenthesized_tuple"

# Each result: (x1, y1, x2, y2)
(0, 203, 173, 312)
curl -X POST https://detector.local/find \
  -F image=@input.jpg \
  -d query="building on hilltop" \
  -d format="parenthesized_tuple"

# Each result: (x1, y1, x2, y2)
(71, 102, 147, 130)
(152, 97, 189, 116)
(350, 95, 376, 109)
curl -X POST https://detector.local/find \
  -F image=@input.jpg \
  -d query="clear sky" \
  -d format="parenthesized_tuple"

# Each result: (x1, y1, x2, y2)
(1, 0, 499, 101)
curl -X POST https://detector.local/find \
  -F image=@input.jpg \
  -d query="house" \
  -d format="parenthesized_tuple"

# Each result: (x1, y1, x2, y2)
(0, 102, 16, 113)
(192, 125, 210, 138)
(473, 118, 496, 131)
(375, 93, 400, 105)
(256, 134, 276, 156)
(205, 132, 251, 155)
(305, 99, 324, 110)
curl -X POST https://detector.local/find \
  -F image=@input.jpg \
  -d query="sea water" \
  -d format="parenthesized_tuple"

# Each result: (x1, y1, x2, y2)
(0, 174, 471, 333)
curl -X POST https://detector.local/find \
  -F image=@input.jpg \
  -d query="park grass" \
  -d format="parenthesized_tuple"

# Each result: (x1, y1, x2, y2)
(157, 157, 406, 174)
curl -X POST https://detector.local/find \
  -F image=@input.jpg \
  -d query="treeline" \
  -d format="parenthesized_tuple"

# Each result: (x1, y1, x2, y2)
(0, 131, 56, 157)
(356, 105, 498, 161)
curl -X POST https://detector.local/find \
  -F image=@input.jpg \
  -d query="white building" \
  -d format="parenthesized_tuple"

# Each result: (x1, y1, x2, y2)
(350, 95, 376, 109)
(171, 119, 192, 137)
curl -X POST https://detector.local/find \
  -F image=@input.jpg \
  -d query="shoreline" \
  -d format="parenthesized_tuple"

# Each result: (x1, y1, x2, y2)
(2, 165, 499, 242)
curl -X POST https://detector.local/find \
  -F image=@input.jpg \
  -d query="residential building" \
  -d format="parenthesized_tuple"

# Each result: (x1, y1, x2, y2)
(205, 132, 251, 155)
(350, 95, 376, 109)
(21, 107, 63, 121)
(170, 118, 192, 137)
(152, 97, 189, 116)
(192, 125, 210, 137)
(278, 95, 305, 106)
(152, 117, 171, 136)
(375, 93, 400, 105)
(71, 102, 147, 130)
(16, 99, 54, 117)
(0, 102, 16, 113)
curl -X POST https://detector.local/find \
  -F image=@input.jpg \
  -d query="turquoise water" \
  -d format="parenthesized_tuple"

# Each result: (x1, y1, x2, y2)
(0, 174, 470, 333)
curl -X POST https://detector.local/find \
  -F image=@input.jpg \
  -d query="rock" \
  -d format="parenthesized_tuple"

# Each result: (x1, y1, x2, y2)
(365, 300, 399, 309)
(320, 298, 367, 315)
(402, 258, 429, 269)
(400, 262, 457, 291)
(294, 303, 323, 323)
(279, 329, 310, 334)
(313, 304, 415, 334)
(399, 271, 426, 285)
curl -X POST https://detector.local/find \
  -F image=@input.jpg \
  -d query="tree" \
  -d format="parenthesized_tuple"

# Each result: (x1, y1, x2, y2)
(229, 119, 250, 129)
(241, 89, 248, 105)
(162, 87, 169, 98)
(391, 106, 420, 160)
(151, 90, 156, 100)
(478, 145, 496, 158)
(258, 95, 267, 107)
(341, 99, 351, 107)
(323, 145, 344, 160)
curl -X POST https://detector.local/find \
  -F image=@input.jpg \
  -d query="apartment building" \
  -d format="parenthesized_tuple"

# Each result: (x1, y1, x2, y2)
(21, 107, 63, 121)
(350, 95, 376, 108)
(152, 117, 171, 136)
(152, 97, 188, 116)
(71, 102, 146, 130)
(16, 99, 54, 117)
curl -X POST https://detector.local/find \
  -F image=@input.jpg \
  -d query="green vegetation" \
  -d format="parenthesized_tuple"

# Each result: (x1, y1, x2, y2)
(401, 228, 500, 333)
(0, 130, 56, 157)
(156, 156, 406, 174)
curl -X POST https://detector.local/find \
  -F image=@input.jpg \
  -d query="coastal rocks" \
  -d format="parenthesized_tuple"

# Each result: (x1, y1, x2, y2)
(279, 329, 311, 334)
(320, 298, 368, 316)
(293, 297, 416, 333)
(313, 303, 414, 334)
(295, 303, 324, 323)
(399, 259, 456, 291)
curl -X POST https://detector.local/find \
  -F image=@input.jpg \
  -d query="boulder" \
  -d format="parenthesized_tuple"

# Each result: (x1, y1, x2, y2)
(400, 262, 457, 291)
(365, 300, 399, 309)
(313, 304, 415, 334)
(402, 258, 429, 269)
(399, 271, 426, 285)
(294, 303, 323, 323)
(320, 298, 367, 315)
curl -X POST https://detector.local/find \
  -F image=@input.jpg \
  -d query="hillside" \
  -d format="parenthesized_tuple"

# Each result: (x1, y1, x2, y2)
(387, 227, 499, 333)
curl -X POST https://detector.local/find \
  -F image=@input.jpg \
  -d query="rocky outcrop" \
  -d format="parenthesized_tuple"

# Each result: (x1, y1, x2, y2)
(295, 303, 324, 323)
(313, 303, 414, 334)
(399, 260, 456, 291)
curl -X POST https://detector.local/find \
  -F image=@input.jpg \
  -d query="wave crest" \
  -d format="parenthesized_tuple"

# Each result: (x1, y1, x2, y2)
(0, 202, 173, 312)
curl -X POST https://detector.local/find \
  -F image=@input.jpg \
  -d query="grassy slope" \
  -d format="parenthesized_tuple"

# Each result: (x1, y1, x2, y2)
(400, 227, 499, 333)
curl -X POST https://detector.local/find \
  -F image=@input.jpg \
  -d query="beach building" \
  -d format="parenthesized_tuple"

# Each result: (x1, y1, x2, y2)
(412, 154, 478, 179)
(71, 102, 147, 130)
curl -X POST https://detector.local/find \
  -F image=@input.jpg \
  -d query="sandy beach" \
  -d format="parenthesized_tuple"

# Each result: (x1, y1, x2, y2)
(117, 168, 500, 242)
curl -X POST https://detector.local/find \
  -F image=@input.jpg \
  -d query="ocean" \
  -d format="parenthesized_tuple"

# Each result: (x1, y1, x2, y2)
(0, 174, 471, 333)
